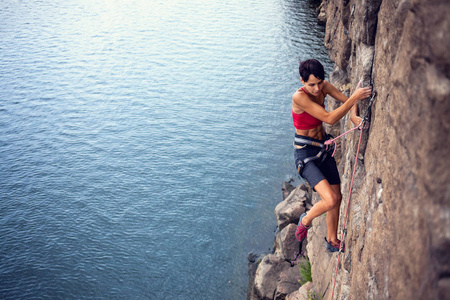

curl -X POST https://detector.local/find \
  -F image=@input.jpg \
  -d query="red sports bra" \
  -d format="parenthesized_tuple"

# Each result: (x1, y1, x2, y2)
(292, 87, 325, 130)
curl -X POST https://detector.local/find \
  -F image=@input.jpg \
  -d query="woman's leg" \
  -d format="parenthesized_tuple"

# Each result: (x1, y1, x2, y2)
(326, 184, 342, 243)
(301, 180, 342, 242)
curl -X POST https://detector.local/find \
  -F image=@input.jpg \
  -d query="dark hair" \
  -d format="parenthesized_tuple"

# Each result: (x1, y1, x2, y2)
(299, 59, 325, 82)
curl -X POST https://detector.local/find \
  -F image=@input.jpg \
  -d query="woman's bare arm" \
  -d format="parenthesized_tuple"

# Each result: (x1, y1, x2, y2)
(323, 81, 365, 125)
(293, 81, 371, 125)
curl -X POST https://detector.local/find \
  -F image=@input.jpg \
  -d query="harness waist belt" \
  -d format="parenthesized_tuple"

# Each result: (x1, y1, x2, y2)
(294, 137, 325, 148)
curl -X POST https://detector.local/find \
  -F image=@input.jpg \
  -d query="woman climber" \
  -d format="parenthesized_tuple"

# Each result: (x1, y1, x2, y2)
(293, 59, 371, 252)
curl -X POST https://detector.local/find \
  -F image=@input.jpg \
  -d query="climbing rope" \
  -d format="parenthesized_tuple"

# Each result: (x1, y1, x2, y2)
(327, 91, 377, 300)
(329, 125, 363, 300)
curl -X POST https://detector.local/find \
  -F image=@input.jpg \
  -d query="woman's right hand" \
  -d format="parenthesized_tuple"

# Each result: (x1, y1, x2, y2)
(353, 81, 372, 101)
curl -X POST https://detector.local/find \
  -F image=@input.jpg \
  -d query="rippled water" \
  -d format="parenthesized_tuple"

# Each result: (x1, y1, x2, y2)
(0, 0, 331, 298)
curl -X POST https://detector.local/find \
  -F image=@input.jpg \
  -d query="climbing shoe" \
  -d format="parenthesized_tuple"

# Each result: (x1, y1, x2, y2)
(295, 213, 311, 243)
(325, 238, 345, 253)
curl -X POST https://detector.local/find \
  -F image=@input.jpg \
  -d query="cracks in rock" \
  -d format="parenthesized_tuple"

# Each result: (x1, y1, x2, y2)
(364, 0, 383, 46)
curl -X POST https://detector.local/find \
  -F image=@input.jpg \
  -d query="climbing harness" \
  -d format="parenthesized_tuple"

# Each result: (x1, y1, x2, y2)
(329, 91, 377, 300)
(294, 134, 336, 174)
(295, 89, 377, 175)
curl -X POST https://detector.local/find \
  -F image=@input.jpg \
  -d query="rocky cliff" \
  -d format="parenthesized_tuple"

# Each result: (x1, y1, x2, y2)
(249, 0, 449, 299)
(309, 0, 450, 299)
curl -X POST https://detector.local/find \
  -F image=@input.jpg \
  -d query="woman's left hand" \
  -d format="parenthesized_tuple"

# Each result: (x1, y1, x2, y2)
(351, 115, 363, 127)
(351, 115, 370, 130)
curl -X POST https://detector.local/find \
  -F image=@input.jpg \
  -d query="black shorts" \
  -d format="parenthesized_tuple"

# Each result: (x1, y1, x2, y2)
(294, 134, 341, 188)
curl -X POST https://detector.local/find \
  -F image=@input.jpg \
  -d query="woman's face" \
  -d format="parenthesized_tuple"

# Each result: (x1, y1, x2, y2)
(301, 74, 324, 97)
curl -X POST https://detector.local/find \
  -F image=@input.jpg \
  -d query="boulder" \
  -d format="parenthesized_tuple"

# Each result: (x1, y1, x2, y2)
(286, 282, 315, 300)
(274, 281, 300, 300)
(275, 263, 302, 300)
(274, 223, 301, 261)
(275, 185, 309, 231)
(253, 254, 293, 300)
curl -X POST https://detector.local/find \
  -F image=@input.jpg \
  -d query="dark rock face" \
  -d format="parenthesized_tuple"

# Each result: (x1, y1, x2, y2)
(308, 0, 450, 299)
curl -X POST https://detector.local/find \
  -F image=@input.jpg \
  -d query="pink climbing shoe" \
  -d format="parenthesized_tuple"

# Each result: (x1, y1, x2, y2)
(325, 238, 345, 253)
(295, 213, 311, 243)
